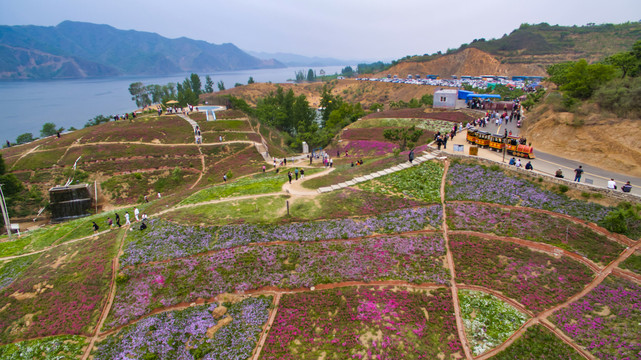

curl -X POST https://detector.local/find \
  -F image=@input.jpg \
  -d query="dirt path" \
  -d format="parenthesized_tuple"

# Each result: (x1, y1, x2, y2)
(251, 293, 281, 360)
(281, 167, 335, 196)
(440, 160, 474, 359)
(82, 228, 128, 360)
(8, 144, 41, 171)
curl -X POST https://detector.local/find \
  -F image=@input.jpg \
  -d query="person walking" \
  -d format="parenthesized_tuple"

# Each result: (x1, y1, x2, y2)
(574, 166, 584, 182)
(223, 174, 227, 182)
(408, 149, 415, 163)
(134, 207, 140, 222)
(125, 212, 131, 226)
(300, 168, 305, 179)
(295, 168, 299, 180)
(607, 178, 617, 190)
(262, 165, 266, 173)
(115, 213, 121, 227)
(107, 217, 113, 228)
(92, 221, 99, 233)
(287, 171, 292, 184)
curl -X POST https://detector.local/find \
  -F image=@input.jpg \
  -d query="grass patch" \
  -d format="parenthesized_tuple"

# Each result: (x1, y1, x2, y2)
(459, 289, 528, 356)
(492, 325, 583, 360)
(166, 195, 289, 225)
(357, 161, 443, 203)
(181, 171, 289, 205)
(0, 335, 87, 359)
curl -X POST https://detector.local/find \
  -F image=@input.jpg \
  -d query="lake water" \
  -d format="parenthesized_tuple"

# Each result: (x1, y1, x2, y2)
(0, 66, 345, 143)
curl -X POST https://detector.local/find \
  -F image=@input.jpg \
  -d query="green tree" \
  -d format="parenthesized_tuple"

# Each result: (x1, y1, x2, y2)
(190, 73, 202, 96)
(341, 66, 354, 77)
(248, 76, 255, 84)
(84, 115, 112, 128)
(605, 52, 637, 78)
(128, 82, 151, 107)
(560, 60, 616, 99)
(319, 86, 343, 125)
(420, 94, 434, 106)
(234, 83, 243, 88)
(205, 76, 214, 93)
(295, 70, 305, 83)
(0, 154, 5, 175)
(383, 126, 424, 152)
(15, 133, 35, 144)
(217, 80, 226, 91)
(306, 69, 316, 82)
(41, 122, 61, 137)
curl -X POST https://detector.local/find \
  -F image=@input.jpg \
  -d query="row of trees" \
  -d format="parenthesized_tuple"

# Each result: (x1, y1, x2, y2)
(294, 69, 317, 83)
(128, 74, 244, 108)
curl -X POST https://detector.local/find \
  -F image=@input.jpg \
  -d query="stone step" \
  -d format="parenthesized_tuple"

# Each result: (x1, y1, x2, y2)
(382, 169, 394, 175)
(363, 174, 374, 180)
(353, 176, 366, 182)
(345, 180, 356, 186)
(330, 185, 342, 191)
(318, 187, 332, 193)
(398, 163, 411, 169)
(389, 166, 402, 171)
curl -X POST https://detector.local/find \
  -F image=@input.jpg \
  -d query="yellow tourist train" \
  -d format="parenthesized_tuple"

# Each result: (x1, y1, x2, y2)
(466, 128, 535, 159)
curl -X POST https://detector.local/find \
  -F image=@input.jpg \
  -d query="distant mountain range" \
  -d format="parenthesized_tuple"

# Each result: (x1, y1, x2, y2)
(0, 21, 285, 80)
(247, 50, 358, 67)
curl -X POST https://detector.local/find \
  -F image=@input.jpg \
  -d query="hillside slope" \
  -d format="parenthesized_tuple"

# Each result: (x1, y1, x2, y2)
(205, 80, 444, 108)
(378, 48, 547, 78)
(0, 21, 283, 79)
(524, 101, 641, 177)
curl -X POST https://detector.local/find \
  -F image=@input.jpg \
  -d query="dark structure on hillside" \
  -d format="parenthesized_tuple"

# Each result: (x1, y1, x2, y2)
(49, 184, 93, 222)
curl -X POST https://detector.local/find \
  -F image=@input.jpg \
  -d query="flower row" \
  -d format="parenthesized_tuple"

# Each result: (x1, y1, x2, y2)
(121, 205, 443, 267)
(108, 235, 449, 328)
(449, 234, 594, 312)
(260, 286, 462, 359)
(95, 296, 271, 360)
(446, 202, 625, 265)
(446, 162, 611, 223)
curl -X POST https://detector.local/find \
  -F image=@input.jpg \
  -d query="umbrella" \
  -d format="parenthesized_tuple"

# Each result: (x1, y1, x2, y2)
(166, 100, 179, 105)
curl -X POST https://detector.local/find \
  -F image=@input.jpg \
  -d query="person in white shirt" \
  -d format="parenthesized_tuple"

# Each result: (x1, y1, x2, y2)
(124, 212, 131, 225)
(134, 207, 140, 221)
(515, 159, 521, 168)
(607, 179, 617, 190)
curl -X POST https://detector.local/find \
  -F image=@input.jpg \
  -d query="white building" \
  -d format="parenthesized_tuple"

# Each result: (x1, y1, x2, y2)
(433, 89, 458, 109)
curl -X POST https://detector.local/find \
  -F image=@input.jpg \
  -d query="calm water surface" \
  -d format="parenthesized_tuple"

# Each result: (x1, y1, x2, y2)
(0, 66, 344, 143)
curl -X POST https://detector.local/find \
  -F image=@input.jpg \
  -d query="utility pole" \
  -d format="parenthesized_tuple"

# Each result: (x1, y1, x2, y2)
(0, 184, 11, 239)
(502, 128, 508, 163)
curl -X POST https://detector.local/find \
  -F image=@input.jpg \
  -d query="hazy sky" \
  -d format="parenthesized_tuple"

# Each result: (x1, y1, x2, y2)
(1, 0, 640, 61)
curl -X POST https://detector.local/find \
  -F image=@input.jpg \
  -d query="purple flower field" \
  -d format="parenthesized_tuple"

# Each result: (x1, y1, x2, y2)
(108, 235, 449, 327)
(446, 162, 611, 223)
(95, 296, 271, 360)
(551, 276, 641, 359)
(120, 206, 443, 267)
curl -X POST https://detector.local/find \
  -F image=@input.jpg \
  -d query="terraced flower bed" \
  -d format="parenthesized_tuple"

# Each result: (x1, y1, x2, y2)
(292, 188, 429, 220)
(121, 206, 442, 266)
(0, 231, 119, 343)
(102, 169, 197, 204)
(357, 161, 443, 203)
(10, 148, 67, 171)
(95, 296, 271, 360)
(108, 235, 449, 327)
(449, 234, 594, 312)
(198, 119, 253, 132)
(446, 162, 611, 223)
(446, 202, 625, 265)
(550, 275, 641, 359)
(0, 335, 86, 359)
(259, 286, 462, 360)
(341, 127, 433, 144)
(77, 115, 194, 144)
(458, 289, 528, 355)
(180, 170, 299, 205)
(0, 254, 40, 289)
(491, 325, 583, 360)
(203, 145, 266, 183)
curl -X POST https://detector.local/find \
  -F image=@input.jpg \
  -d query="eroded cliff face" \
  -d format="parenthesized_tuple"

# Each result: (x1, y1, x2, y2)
(374, 48, 548, 78)
(524, 104, 641, 177)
